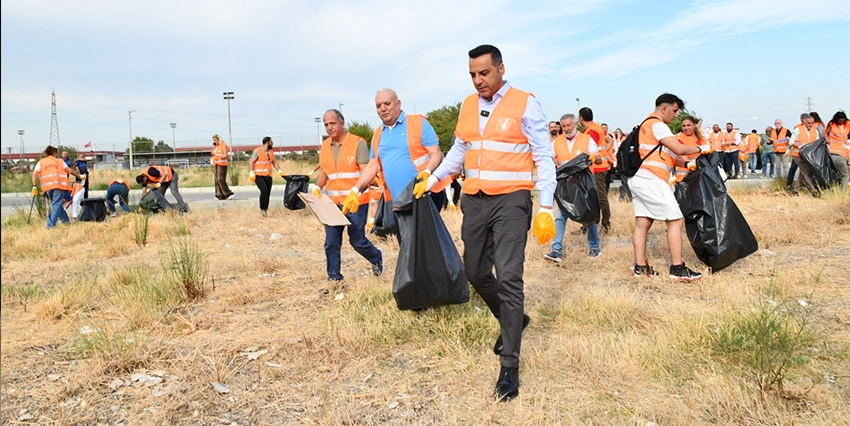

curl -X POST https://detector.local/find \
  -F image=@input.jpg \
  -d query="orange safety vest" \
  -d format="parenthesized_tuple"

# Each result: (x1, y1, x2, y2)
(771, 127, 790, 153)
(252, 147, 273, 176)
(584, 121, 610, 173)
(638, 116, 678, 183)
(675, 132, 704, 182)
(825, 122, 850, 159)
(708, 131, 723, 152)
(38, 156, 71, 191)
(319, 133, 371, 205)
(792, 126, 819, 158)
(143, 166, 173, 184)
(722, 130, 739, 152)
(553, 132, 592, 165)
(371, 113, 450, 200)
(212, 142, 229, 166)
(110, 178, 132, 191)
(456, 87, 534, 195)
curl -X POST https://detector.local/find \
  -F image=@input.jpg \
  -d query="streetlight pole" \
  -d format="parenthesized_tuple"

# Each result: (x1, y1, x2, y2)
(314, 117, 322, 148)
(223, 92, 234, 154)
(17, 130, 24, 162)
(339, 102, 344, 112)
(128, 110, 137, 170)
(170, 123, 177, 159)
(576, 98, 580, 113)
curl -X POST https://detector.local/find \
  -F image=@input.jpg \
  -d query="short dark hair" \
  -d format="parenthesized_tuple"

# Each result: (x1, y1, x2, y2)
(751, 129, 757, 133)
(135, 175, 145, 184)
(726, 122, 733, 126)
(262, 136, 272, 145)
(655, 93, 683, 109)
(468, 44, 502, 67)
(578, 107, 593, 122)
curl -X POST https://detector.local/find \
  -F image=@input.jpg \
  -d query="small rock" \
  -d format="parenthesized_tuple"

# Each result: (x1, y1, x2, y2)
(110, 405, 122, 413)
(798, 299, 809, 307)
(211, 382, 230, 394)
(758, 249, 776, 256)
(264, 362, 283, 368)
(335, 293, 345, 300)
(131, 373, 148, 382)
(388, 401, 399, 410)
(245, 346, 259, 352)
(148, 376, 163, 384)
(224, 244, 231, 248)
(269, 233, 283, 241)
(248, 228, 258, 233)
(47, 374, 62, 381)
(151, 385, 170, 397)
(646, 422, 659, 426)
(108, 379, 124, 390)
(246, 349, 268, 360)
(80, 326, 96, 335)
(18, 413, 34, 421)
(259, 273, 275, 278)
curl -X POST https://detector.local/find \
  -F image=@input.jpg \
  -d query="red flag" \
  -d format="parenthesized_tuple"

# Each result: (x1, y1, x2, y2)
(84, 141, 92, 148)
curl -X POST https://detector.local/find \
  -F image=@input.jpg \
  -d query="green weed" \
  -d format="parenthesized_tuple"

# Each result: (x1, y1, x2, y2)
(161, 236, 208, 300)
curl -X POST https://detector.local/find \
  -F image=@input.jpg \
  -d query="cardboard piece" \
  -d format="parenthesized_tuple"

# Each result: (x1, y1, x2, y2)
(298, 193, 351, 226)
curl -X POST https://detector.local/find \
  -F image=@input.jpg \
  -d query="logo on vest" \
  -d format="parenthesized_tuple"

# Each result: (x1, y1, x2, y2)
(347, 156, 355, 164)
(496, 118, 516, 132)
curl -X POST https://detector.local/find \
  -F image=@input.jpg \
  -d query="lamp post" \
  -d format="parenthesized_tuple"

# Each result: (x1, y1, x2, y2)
(223, 92, 234, 154)
(128, 110, 137, 170)
(339, 102, 344, 112)
(314, 117, 322, 148)
(576, 98, 580, 113)
(17, 130, 24, 162)
(170, 123, 177, 159)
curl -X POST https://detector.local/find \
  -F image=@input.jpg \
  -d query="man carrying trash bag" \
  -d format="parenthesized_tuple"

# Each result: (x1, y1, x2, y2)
(675, 153, 759, 272)
(544, 113, 602, 262)
(312, 109, 383, 282)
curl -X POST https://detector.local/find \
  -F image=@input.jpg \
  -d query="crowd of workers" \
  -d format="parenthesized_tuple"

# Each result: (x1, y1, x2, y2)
(29, 43, 849, 403)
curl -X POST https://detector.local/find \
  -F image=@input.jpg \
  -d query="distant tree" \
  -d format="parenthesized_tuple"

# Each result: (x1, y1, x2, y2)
(425, 102, 461, 152)
(154, 140, 173, 152)
(347, 120, 374, 145)
(669, 108, 701, 134)
(124, 136, 154, 155)
(56, 145, 78, 159)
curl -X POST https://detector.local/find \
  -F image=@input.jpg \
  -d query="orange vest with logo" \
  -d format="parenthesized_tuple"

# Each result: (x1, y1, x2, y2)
(213, 142, 229, 166)
(320, 133, 371, 205)
(792, 126, 819, 158)
(144, 166, 172, 184)
(675, 132, 703, 182)
(38, 156, 71, 191)
(771, 127, 790, 153)
(553, 133, 591, 165)
(456, 87, 534, 195)
(825, 122, 850, 159)
(638, 116, 678, 183)
(110, 178, 132, 191)
(708, 132, 724, 152)
(584, 122, 610, 173)
(371, 114, 450, 200)
(252, 147, 273, 176)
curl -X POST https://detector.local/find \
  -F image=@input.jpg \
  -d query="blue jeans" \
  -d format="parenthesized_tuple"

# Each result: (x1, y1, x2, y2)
(324, 204, 382, 280)
(551, 208, 600, 253)
(46, 189, 70, 229)
(106, 183, 131, 213)
(761, 152, 775, 177)
(748, 153, 758, 172)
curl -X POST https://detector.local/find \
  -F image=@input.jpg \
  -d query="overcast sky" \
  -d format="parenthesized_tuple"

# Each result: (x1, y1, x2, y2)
(2, 0, 848, 153)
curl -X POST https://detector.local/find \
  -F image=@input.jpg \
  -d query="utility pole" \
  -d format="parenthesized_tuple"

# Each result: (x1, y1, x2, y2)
(576, 98, 581, 113)
(339, 102, 344, 112)
(805, 95, 814, 113)
(18, 130, 24, 162)
(314, 117, 322, 147)
(170, 123, 177, 159)
(223, 92, 234, 154)
(49, 90, 60, 147)
(128, 109, 137, 170)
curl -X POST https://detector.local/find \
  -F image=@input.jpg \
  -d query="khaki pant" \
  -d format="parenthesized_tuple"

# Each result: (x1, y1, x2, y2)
(595, 171, 610, 230)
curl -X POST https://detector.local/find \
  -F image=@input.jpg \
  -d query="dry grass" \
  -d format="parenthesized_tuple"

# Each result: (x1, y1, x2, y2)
(1, 189, 849, 425)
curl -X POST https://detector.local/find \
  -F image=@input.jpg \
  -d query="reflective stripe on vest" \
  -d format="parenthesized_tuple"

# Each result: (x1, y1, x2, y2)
(675, 132, 703, 182)
(826, 122, 850, 159)
(456, 87, 533, 195)
(371, 113, 450, 200)
(213, 143, 229, 166)
(771, 127, 790, 153)
(253, 147, 272, 176)
(638, 117, 678, 182)
(792, 126, 819, 157)
(38, 157, 71, 192)
(320, 133, 370, 205)
(553, 133, 591, 166)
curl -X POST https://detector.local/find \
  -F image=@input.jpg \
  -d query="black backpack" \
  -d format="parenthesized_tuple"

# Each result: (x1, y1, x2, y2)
(617, 116, 663, 178)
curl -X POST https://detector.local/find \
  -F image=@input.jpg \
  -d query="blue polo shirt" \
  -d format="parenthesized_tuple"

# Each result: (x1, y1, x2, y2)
(371, 111, 439, 198)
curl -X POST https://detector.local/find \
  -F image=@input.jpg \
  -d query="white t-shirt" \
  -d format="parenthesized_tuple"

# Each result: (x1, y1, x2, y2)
(634, 122, 677, 181)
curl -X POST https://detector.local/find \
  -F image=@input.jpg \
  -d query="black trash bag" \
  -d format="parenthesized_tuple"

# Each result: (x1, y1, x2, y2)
(392, 195, 469, 311)
(78, 197, 107, 222)
(283, 175, 310, 210)
(674, 154, 758, 272)
(554, 154, 600, 225)
(139, 190, 173, 213)
(371, 193, 397, 238)
(799, 137, 840, 189)
(391, 178, 416, 212)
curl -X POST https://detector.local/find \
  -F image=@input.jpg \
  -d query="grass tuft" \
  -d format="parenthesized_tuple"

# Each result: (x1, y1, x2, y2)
(161, 236, 208, 300)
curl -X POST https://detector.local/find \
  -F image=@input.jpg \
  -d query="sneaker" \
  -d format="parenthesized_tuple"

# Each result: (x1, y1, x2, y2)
(669, 263, 702, 281)
(633, 263, 659, 277)
(227, 194, 235, 200)
(543, 251, 562, 263)
(261, 210, 268, 217)
(372, 249, 384, 277)
(586, 249, 601, 258)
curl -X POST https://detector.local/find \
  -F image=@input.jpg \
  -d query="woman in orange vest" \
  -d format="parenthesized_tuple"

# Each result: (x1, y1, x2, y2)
(825, 111, 850, 191)
(31, 145, 82, 228)
(212, 134, 235, 200)
(249, 136, 285, 217)
(674, 115, 706, 183)
(106, 178, 133, 215)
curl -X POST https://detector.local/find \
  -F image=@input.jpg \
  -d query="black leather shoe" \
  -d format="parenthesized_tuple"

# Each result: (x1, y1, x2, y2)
(494, 366, 519, 401)
(493, 314, 530, 355)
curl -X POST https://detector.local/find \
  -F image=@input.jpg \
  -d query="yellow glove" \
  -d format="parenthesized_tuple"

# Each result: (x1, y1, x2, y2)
(80, 174, 87, 181)
(412, 170, 439, 199)
(687, 161, 697, 171)
(699, 145, 711, 155)
(588, 153, 596, 163)
(449, 203, 457, 210)
(531, 207, 556, 245)
(31, 186, 39, 196)
(154, 183, 161, 189)
(278, 170, 286, 178)
(366, 217, 375, 230)
(249, 171, 256, 183)
(341, 187, 361, 215)
(312, 188, 321, 197)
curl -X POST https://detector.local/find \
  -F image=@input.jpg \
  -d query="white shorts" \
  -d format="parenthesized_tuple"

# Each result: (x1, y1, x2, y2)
(629, 169, 683, 221)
